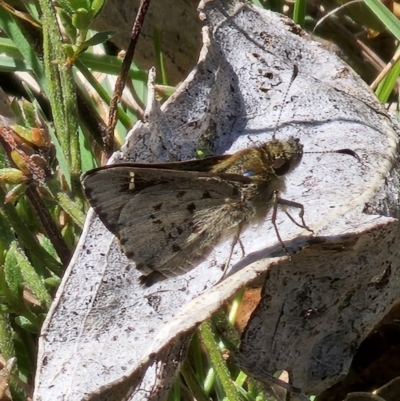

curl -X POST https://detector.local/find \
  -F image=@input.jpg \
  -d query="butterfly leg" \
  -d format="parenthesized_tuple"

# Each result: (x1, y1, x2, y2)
(274, 194, 314, 233)
(278, 198, 313, 234)
(238, 237, 245, 258)
(271, 191, 313, 256)
(271, 191, 290, 256)
(217, 224, 244, 283)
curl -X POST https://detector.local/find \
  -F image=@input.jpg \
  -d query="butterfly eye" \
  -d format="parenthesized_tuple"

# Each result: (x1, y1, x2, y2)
(273, 157, 293, 176)
(273, 158, 285, 169)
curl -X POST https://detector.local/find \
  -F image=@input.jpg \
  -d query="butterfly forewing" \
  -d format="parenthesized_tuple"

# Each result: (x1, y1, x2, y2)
(82, 166, 141, 236)
(82, 165, 257, 280)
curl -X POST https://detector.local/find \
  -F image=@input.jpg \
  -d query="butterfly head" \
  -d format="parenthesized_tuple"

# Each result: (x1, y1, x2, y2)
(224, 136, 303, 183)
(267, 136, 304, 176)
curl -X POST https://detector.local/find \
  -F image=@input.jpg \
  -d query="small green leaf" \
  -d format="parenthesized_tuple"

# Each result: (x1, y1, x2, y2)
(11, 243, 52, 309)
(58, 0, 90, 13)
(4, 243, 24, 301)
(63, 44, 75, 58)
(90, 0, 106, 18)
(196, 150, 205, 159)
(14, 316, 37, 333)
(10, 125, 35, 144)
(0, 313, 15, 360)
(44, 276, 61, 288)
(18, 100, 37, 128)
(0, 303, 12, 313)
(72, 8, 92, 31)
(4, 183, 27, 204)
(36, 234, 59, 262)
(57, 7, 77, 43)
(44, 178, 86, 227)
(0, 168, 27, 185)
(82, 31, 115, 48)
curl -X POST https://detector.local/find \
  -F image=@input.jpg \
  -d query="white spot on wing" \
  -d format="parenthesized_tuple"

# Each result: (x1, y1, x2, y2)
(129, 172, 135, 190)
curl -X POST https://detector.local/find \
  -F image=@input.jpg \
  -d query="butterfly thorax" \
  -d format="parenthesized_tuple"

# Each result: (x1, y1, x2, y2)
(210, 136, 303, 182)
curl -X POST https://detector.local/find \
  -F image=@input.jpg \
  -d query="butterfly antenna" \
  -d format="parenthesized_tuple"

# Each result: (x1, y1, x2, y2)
(274, 66, 360, 162)
(272, 64, 299, 141)
(305, 148, 361, 161)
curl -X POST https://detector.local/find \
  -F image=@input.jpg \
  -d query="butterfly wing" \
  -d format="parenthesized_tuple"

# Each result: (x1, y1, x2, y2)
(82, 165, 254, 282)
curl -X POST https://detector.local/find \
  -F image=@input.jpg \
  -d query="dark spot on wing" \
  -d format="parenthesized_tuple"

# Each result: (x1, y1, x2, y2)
(153, 203, 163, 211)
(172, 244, 181, 252)
(137, 261, 154, 271)
(84, 188, 93, 198)
(186, 202, 196, 214)
(177, 191, 186, 198)
(153, 219, 162, 225)
(148, 214, 155, 219)
(124, 250, 135, 259)
(168, 226, 184, 238)
(202, 190, 211, 199)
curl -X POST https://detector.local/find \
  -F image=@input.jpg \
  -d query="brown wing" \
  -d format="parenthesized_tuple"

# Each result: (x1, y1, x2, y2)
(81, 165, 252, 282)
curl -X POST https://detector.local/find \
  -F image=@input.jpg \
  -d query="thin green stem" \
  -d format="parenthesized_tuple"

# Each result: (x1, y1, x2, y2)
(38, 0, 81, 188)
(45, 178, 86, 227)
(198, 321, 244, 401)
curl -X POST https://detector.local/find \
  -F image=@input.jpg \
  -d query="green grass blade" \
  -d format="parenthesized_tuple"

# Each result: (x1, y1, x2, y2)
(363, 0, 400, 41)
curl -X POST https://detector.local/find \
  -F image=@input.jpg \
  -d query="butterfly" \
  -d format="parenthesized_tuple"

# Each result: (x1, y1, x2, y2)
(81, 136, 306, 286)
